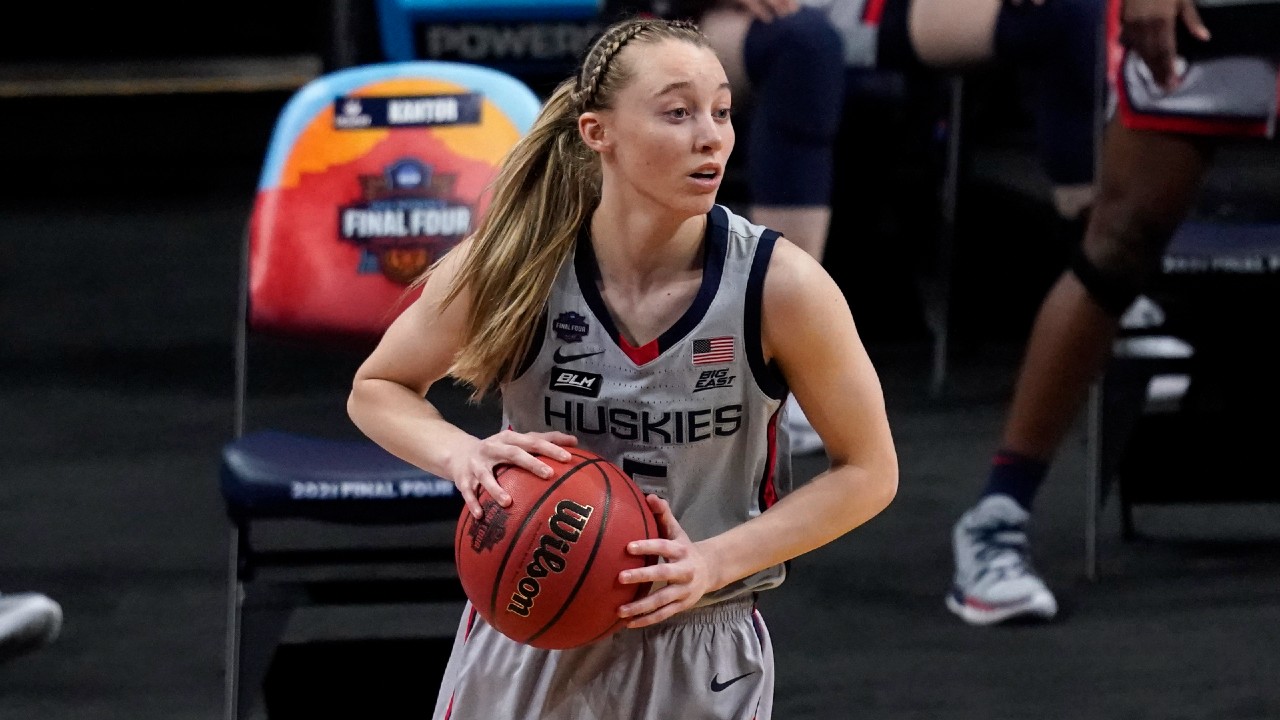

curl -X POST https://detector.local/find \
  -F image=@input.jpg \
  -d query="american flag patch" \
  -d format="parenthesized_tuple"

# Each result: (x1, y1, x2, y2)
(692, 336, 734, 365)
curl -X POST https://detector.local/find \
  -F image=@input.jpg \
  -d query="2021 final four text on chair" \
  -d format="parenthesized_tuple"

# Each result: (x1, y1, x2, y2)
(218, 60, 541, 719)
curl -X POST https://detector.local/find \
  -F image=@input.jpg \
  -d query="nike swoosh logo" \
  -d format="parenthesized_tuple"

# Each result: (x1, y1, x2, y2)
(553, 347, 604, 363)
(710, 671, 755, 692)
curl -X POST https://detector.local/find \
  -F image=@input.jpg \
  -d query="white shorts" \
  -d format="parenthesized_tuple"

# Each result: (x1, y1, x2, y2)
(434, 598, 775, 720)
(1108, 0, 1280, 137)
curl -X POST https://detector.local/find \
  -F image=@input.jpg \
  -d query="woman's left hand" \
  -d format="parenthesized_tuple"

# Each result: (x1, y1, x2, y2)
(617, 495, 721, 629)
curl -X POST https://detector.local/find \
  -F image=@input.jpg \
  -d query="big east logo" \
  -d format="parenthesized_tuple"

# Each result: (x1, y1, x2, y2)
(694, 368, 735, 393)
(338, 158, 474, 284)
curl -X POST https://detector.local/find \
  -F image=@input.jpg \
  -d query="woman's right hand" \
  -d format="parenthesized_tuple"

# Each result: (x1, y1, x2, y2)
(448, 430, 579, 518)
(1121, 0, 1211, 92)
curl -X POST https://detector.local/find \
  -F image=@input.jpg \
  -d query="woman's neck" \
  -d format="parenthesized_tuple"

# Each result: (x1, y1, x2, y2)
(588, 200, 707, 291)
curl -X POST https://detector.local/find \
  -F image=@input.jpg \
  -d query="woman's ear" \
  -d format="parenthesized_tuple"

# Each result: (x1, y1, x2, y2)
(579, 111, 610, 153)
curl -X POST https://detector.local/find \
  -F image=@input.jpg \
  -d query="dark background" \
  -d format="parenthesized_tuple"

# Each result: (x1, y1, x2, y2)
(3, 3, 1280, 719)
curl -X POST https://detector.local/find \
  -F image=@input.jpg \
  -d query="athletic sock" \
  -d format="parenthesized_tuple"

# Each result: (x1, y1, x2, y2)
(980, 449, 1049, 511)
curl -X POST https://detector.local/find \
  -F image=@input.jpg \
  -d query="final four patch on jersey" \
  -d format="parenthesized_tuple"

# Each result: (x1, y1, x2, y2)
(553, 311, 589, 343)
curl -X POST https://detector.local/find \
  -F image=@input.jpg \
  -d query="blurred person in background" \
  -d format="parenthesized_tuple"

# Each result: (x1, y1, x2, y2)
(948, 0, 1280, 626)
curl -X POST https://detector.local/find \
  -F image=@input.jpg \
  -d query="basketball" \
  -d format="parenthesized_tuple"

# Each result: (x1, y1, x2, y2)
(454, 447, 659, 650)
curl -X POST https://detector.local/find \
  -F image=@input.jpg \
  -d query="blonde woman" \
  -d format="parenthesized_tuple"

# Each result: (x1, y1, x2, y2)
(347, 17, 897, 719)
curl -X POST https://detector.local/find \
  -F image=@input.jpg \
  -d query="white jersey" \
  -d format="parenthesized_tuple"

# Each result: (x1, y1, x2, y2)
(500, 204, 794, 605)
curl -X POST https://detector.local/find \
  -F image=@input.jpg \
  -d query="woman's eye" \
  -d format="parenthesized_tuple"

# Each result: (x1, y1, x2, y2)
(714, 107, 732, 120)
(667, 108, 689, 119)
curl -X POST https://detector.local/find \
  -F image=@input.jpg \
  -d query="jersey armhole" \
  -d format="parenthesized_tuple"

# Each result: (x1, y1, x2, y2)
(745, 230, 789, 400)
(510, 308, 547, 382)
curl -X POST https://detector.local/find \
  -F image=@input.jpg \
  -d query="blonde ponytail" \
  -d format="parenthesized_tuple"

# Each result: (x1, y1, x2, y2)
(429, 17, 709, 398)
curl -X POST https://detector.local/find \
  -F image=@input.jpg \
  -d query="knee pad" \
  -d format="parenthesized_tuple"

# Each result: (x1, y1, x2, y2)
(744, 7, 845, 141)
(994, 0, 1104, 186)
(744, 8, 844, 205)
(1069, 244, 1141, 317)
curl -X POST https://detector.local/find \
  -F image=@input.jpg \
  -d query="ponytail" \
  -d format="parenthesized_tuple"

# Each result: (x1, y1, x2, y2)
(423, 17, 708, 398)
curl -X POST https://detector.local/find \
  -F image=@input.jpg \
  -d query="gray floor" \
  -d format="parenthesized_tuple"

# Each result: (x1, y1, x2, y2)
(2, 94, 1280, 719)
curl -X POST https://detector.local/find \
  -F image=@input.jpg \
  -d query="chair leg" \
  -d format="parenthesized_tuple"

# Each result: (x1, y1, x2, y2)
(226, 524, 296, 720)
(927, 75, 964, 398)
(238, 592, 296, 719)
(1085, 384, 1102, 581)
(225, 528, 243, 720)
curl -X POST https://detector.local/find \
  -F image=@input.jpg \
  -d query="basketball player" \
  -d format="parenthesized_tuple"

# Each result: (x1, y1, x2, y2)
(347, 17, 898, 719)
(693, 0, 1103, 454)
(947, 0, 1280, 625)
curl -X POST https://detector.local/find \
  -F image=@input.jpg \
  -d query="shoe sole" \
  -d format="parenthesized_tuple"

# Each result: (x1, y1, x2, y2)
(945, 589, 1058, 626)
(0, 596, 62, 663)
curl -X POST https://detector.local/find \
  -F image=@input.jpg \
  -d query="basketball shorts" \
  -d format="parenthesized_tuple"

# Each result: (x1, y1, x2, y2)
(433, 598, 775, 720)
(1108, 0, 1280, 137)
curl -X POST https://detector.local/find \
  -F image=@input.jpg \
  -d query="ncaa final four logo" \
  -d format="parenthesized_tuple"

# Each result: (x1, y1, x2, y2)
(338, 158, 474, 284)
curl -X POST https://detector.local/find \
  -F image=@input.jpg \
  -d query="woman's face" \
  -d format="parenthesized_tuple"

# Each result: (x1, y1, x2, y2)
(587, 39, 735, 217)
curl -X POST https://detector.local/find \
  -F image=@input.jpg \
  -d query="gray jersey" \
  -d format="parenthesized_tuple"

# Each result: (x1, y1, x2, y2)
(501, 204, 793, 606)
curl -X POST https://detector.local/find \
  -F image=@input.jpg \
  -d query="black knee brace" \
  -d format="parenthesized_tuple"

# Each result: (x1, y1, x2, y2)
(1069, 244, 1142, 317)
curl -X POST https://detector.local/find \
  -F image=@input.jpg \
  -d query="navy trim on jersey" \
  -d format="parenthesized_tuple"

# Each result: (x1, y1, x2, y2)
(510, 308, 547, 382)
(744, 229, 789, 400)
(574, 206, 730, 365)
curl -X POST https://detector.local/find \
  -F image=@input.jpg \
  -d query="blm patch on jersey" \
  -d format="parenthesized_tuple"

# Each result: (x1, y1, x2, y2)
(549, 367, 602, 398)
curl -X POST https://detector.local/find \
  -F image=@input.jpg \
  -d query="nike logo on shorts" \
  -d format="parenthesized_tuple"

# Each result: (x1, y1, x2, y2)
(553, 347, 604, 363)
(710, 671, 755, 692)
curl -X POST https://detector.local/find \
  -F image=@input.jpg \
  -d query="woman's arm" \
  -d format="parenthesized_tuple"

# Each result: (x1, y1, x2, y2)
(619, 237, 898, 626)
(347, 242, 576, 518)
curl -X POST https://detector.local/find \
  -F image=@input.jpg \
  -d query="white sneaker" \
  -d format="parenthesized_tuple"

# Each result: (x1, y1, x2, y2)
(947, 494, 1058, 626)
(0, 592, 62, 663)
(782, 395, 824, 456)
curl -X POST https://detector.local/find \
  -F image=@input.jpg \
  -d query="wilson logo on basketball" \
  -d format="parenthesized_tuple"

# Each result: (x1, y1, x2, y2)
(468, 500, 510, 552)
(506, 499, 595, 617)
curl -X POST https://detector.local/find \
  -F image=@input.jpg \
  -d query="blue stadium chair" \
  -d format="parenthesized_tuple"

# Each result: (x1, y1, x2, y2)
(219, 60, 541, 719)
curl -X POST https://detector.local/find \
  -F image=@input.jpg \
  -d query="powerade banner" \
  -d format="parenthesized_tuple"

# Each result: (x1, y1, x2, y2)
(248, 62, 540, 340)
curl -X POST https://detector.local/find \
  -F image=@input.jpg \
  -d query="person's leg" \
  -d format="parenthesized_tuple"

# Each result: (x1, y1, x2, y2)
(905, 0, 1001, 68)
(738, 8, 845, 262)
(1000, 121, 1213, 461)
(947, 119, 1214, 626)
(990, 0, 1105, 255)
(698, 8, 842, 261)
(909, 0, 1103, 240)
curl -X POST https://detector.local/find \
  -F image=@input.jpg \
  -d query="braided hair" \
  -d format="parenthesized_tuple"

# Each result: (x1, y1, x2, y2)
(431, 16, 711, 397)
(573, 18, 704, 112)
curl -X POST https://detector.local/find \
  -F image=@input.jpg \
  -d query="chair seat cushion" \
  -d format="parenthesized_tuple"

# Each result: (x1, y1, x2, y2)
(221, 430, 461, 522)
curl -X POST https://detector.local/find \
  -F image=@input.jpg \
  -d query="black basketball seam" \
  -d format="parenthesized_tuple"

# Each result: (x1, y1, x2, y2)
(585, 468, 649, 645)
(617, 469, 659, 582)
(526, 461, 613, 646)
(485, 457, 604, 622)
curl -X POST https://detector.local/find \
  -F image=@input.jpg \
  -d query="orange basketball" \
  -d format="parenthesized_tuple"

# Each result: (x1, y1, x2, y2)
(454, 447, 658, 650)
